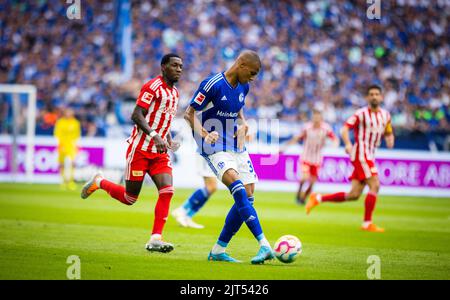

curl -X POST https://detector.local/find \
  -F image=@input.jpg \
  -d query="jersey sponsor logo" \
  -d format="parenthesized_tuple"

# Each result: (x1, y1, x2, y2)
(194, 92, 206, 105)
(221, 95, 227, 101)
(141, 92, 154, 104)
(132, 170, 144, 177)
(216, 110, 238, 118)
(239, 93, 244, 102)
(161, 106, 177, 116)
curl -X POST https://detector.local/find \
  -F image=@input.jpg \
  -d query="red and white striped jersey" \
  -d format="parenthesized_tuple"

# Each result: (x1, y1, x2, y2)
(299, 122, 336, 165)
(127, 76, 179, 154)
(345, 106, 392, 162)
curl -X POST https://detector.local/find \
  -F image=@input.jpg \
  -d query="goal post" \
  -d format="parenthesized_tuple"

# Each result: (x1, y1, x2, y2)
(0, 84, 37, 183)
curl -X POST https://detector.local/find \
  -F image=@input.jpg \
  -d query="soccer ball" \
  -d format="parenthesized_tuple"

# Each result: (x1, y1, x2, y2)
(273, 235, 302, 263)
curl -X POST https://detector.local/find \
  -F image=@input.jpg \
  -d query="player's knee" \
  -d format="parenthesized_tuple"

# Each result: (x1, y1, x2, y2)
(205, 181, 217, 194)
(159, 185, 174, 199)
(124, 193, 138, 205)
(346, 192, 361, 201)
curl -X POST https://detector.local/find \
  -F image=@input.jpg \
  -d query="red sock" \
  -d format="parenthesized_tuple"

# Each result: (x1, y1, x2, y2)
(152, 185, 174, 235)
(364, 192, 377, 222)
(321, 192, 347, 202)
(100, 179, 137, 205)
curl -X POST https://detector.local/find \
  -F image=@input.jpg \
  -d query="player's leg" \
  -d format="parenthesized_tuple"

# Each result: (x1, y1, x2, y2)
(145, 153, 175, 252)
(306, 179, 365, 214)
(303, 175, 317, 202)
(173, 156, 216, 228)
(214, 183, 254, 255)
(145, 172, 174, 252)
(173, 176, 217, 228)
(58, 150, 67, 189)
(189, 177, 217, 216)
(81, 147, 144, 205)
(297, 163, 310, 204)
(67, 152, 77, 191)
(186, 176, 217, 228)
(211, 151, 272, 264)
(361, 175, 384, 232)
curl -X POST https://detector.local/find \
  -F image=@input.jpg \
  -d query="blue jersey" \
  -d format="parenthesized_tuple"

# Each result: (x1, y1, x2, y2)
(190, 72, 249, 156)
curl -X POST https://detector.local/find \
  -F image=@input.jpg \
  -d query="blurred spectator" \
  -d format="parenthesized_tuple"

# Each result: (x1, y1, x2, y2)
(0, 0, 449, 150)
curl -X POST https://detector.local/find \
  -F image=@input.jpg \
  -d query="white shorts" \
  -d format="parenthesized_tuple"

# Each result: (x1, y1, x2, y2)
(196, 154, 216, 177)
(202, 151, 258, 185)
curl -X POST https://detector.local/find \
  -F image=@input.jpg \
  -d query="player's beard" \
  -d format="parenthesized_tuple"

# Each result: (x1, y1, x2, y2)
(369, 99, 380, 109)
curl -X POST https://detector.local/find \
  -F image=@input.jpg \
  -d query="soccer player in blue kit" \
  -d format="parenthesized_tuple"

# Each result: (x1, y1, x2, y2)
(184, 50, 274, 264)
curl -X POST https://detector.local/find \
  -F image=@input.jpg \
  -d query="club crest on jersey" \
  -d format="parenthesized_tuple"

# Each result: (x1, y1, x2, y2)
(141, 92, 153, 104)
(239, 93, 244, 102)
(194, 92, 206, 105)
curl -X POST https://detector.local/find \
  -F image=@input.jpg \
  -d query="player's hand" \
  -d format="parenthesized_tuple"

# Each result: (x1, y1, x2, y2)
(345, 143, 353, 155)
(153, 135, 168, 153)
(385, 134, 394, 149)
(168, 140, 181, 152)
(204, 131, 219, 144)
(234, 124, 249, 151)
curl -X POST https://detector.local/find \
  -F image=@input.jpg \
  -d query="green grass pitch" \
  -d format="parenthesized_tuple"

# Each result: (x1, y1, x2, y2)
(0, 183, 449, 280)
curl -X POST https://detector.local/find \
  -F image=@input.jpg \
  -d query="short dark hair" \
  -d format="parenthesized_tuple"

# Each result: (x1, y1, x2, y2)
(161, 53, 181, 65)
(366, 84, 382, 95)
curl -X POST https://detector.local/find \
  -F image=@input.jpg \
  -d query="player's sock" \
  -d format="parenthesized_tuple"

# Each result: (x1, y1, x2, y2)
(219, 196, 255, 244)
(217, 196, 254, 245)
(364, 192, 377, 223)
(152, 185, 174, 235)
(320, 192, 347, 203)
(100, 179, 137, 205)
(186, 187, 210, 217)
(211, 240, 227, 255)
(229, 181, 264, 240)
(257, 234, 271, 248)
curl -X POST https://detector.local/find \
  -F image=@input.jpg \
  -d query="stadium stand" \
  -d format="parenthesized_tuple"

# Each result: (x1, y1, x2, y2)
(0, 0, 449, 150)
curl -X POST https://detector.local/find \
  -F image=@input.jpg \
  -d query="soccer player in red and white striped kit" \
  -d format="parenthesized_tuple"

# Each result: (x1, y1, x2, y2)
(280, 108, 339, 204)
(81, 54, 183, 252)
(306, 85, 395, 233)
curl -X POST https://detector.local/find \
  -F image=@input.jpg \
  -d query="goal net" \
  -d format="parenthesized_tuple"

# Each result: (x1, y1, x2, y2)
(0, 84, 37, 183)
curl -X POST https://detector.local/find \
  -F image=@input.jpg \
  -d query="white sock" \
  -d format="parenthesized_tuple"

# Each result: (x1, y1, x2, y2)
(362, 221, 372, 228)
(258, 237, 271, 248)
(211, 243, 226, 255)
(317, 194, 322, 203)
(151, 234, 162, 241)
(95, 176, 103, 187)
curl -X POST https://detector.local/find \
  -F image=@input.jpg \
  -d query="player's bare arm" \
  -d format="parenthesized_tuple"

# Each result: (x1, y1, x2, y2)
(340, 125, 352, 155)
(279, 133, 303, 153)
(184, 106, 219, 144)
(131, 105, 167, 153)
(235, 108, 248, 151)
(331, 135, 340, 148)
(384, 122, 395, 149)
(166, 131, 180, 152)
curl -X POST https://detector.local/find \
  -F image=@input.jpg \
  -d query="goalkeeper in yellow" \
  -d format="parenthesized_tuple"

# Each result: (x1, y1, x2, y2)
(54, 108, 81, 190)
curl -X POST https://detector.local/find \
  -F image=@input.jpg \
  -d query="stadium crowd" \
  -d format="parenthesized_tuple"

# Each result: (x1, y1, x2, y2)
(0, 0, 449, 149)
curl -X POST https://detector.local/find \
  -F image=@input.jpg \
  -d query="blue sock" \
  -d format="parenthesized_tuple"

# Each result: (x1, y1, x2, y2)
(228, 180, 263, 240)
(186, 188, 210, 217)
(218, 196, 254, 244)
(182, 188, 209, 217)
